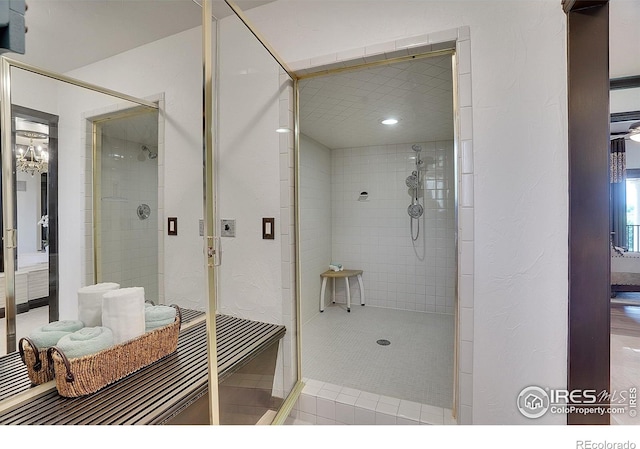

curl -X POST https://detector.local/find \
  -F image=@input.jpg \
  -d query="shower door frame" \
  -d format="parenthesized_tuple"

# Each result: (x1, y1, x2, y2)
(293, 48, 460, 418)
(90, 106, 161, 296)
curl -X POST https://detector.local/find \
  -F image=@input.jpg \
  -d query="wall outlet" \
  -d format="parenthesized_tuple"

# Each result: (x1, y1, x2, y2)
(221, 219, 236, 237)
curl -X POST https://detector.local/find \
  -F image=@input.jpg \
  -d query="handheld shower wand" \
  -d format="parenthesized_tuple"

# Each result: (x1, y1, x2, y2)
(408, 144, 424, 241)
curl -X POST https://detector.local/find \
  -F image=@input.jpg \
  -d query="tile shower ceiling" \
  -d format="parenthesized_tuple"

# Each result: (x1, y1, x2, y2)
(299, 54, 454, 150)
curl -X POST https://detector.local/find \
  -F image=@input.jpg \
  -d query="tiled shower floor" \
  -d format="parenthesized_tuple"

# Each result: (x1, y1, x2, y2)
(301, 304, 455, 410)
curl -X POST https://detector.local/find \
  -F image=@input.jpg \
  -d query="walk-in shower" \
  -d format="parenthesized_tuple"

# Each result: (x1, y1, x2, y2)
(298, 52, 456, 414)
(93, 109, 160, 302)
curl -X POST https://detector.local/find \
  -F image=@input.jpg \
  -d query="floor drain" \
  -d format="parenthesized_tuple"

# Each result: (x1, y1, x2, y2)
(376, 339, 391, 346)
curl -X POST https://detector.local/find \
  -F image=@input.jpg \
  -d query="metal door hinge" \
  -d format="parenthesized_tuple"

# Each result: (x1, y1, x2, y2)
(207, 236, 221, 267)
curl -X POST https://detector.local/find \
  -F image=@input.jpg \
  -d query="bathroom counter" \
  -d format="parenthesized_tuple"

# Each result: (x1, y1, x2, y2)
(0, 264, 49, 312)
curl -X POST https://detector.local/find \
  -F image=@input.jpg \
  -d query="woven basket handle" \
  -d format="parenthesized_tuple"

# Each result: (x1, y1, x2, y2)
(47, 347, 75, 383)
(170, 304, 182, 329)
(18, 337, 43, 371)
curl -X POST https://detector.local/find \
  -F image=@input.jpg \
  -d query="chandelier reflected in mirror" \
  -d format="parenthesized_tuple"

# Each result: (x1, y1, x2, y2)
(16, 130, 49, 176)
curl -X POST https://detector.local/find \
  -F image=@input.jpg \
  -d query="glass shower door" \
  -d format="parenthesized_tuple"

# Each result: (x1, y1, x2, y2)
(210, 1, 298, 424)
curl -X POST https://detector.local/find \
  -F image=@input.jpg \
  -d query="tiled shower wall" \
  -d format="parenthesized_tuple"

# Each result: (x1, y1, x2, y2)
(300, 134, 332, 324)
(96, 134, 159, 302)
(330, 141, 456, 314)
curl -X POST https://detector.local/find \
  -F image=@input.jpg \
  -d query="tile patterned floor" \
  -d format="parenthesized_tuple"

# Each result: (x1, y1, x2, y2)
(302, 304, 455, 409)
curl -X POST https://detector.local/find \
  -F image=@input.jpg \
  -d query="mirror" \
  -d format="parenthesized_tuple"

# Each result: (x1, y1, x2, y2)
(15, 117, 50, 262)
(0, 105, 59, 356)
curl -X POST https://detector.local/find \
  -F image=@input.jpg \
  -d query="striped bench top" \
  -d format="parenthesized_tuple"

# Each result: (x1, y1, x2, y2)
(0, 311, 285, 424)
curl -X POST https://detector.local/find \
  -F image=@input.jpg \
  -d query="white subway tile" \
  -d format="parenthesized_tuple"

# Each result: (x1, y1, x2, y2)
(354, 407, 375, 425)
(398, 400, 422, 421)
(298, 411, 317, 424)
(375, 411, 397, 425)
(335, 403, 355, 425)
(298, 393, 316, 415)
(460, 372, 473, 407)
(316, 416, 336, 425)
(457, 39, 471, 75)
(397, 417, 420, 425)
(355, 397, 378, 411)
(458, 73, 472, 108)
(460, 340, 473, 374)
(316, 398, 336, 420)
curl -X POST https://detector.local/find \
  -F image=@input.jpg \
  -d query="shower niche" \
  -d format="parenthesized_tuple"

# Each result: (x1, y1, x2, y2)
(91, 107, 160, 303)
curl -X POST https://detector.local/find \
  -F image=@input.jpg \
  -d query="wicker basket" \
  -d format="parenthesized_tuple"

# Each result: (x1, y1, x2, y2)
(18, 337, 55, 385)
(48, 305, 182, 398)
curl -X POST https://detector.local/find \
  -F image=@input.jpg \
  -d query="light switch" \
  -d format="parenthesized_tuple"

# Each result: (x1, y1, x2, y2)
(168, 217, 177, 235)
(262, 218, 275, 240)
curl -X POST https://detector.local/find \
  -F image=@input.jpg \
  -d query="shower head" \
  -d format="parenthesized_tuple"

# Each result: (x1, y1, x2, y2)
(408, 203, 424, 218)
(139, 145, 158, 160)
(405, 173, 419, 189)
(411, 144, 422, 152)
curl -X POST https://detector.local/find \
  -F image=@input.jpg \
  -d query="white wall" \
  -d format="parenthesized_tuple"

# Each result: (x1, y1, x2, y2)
(331, 141, 456, 314)
(216, 14, 298, 397)
(248, 0, 568, 424)
(216, 16, 284, 324)
(299, 134, 331, 324)
(610, 0, 640, 78)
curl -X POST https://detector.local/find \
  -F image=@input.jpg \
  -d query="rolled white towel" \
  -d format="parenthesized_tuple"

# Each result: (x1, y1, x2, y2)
(56, 327, 114, 359)
(102, 287, 146, 345)
(28, 320, 84, 348)
(329, 263, 343, 272)
(77, 283, 120, 327)
(145, 305, 177, 332)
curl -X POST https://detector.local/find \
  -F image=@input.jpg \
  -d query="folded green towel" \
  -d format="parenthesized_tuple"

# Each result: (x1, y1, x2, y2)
(28, 320, 84, 348)
(145, 305, 176, 332)
(56, 327, 114, 359)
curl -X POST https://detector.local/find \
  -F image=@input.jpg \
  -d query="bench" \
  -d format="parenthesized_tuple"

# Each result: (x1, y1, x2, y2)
(0, 311, 286, 425)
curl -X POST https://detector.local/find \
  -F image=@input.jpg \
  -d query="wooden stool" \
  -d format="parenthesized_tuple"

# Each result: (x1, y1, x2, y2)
(320, 269, 364, 313)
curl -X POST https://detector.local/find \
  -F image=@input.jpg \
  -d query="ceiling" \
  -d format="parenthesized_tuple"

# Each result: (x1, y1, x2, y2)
(7, 1, 637, 150)
(299, 55, 454, 149)
(12, 0, 274, 73)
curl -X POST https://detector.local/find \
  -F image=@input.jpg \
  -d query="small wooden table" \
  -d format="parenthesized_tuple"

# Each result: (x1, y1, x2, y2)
(320, 269, 365, 313)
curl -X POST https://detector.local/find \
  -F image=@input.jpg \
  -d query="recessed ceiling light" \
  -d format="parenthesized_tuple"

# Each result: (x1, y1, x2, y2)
(276, 127, 291, 133)
(381, 118, 398, 125)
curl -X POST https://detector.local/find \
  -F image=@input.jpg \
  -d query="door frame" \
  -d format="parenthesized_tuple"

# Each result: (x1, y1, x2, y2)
(564, 0, 611, 425)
